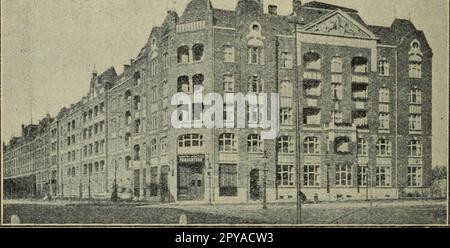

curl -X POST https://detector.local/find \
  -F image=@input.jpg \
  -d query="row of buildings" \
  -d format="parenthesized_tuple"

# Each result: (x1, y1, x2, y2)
(3, 0, 432, 203)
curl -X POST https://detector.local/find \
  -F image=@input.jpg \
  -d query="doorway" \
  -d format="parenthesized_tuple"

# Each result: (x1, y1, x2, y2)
(178, 163, 204, 201)
(250, 169, 260, 200)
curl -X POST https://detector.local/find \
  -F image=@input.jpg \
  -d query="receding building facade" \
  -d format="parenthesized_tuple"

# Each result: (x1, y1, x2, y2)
(3, 0, 432, 203)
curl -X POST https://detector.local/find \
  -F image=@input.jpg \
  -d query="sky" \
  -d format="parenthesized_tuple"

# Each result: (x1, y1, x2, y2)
(1, 0, 448, 166)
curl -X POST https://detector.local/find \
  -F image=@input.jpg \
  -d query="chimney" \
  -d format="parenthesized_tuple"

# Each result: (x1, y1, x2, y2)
(293, 0, 302, 13)
(268, 5, 278, 15)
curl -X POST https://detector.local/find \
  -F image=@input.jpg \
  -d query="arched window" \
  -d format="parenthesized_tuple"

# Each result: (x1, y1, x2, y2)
(303, 52, 321, 70)
(248, 134, 263, 153)
(409, 40, 422, 78)
(177, 75, 190, 93)
(100, 161, 105, 171)
(248, 75, 263, 93)
(279, 80, 292, 97)
(277, 136, 294, 154)
(125, 111, 132, 125)
(304, 136, 320, 155)
(192, 74, 204, 91)
(335, 136, 351, 154)
(178, 134, 204, 148)
(357, 138, 368, 156)
(177, 45, 190, 63)
(133, 145, 140, 161)
(352, 56, 368, 73)
(376, 138, 391, 156)
(124, 133, 131, 147)
(125, 156, 131, 170)
(125, 90, 132, 101)
(160, 137, 168, 155)
(378, 58, 389, 76)
(94, 162, 99, 172)
(133, 95, 141, 110)
(192, 43, 204, 62)
(219, 133, 238, 152)
(134, 119, 141, 133)
(331, 56, 342, 73)
(408, 139, 422, 157)
(247, 22, 264, 65)
(134, 71, 141, 85)
(410, 88, 422, 104)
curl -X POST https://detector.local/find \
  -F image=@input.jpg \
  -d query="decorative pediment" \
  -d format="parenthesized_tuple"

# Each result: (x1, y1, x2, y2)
(303, 10, 376, 39)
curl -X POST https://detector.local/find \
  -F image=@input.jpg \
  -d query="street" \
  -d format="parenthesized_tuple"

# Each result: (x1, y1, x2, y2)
(2, 199, 447, 225)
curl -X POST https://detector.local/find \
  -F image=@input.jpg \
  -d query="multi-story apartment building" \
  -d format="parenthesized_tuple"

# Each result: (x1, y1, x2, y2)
(2, 0, 432, 203)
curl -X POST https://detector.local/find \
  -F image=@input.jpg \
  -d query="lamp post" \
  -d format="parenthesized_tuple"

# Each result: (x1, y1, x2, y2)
(207, 156, 212, 205)
(111, 159, 118, 201)
(262, 150, 268, 210)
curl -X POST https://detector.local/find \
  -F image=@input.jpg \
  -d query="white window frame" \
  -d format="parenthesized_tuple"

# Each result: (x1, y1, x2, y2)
(303, 164, 320, 187)
(219, 133, 238, 152)
(335, 164, 352, 187)
(376, 165, 391, 187)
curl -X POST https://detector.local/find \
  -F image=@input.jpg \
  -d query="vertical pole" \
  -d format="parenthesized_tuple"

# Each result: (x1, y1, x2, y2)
(263, 159, 267, 210)
(293, 21, 302, 224)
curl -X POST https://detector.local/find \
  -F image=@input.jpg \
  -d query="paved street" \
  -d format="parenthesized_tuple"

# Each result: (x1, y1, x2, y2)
(2, 199, 447, 225)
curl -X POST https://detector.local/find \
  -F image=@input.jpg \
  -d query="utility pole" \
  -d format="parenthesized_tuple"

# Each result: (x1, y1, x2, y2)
(88, 164, 91, 199)
(262, 150, 268, 210)
(207, 156, 212, 205)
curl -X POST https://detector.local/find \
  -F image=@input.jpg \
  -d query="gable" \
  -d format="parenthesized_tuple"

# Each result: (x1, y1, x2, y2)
(302, 10, 377, 39)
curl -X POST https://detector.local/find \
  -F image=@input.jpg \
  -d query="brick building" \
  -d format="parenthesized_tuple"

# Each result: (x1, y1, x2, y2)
(3, 0, 432, 203)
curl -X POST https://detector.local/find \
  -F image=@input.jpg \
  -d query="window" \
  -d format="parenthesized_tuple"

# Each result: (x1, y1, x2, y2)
(277, 164, 294, 186)
(247, 134, 263, 153)
(125, 90, 132, 101)
(134, 96, 141, 110)
(192, 43, 204, 62)
(134, 119, 141, 133)
(357, 138, 368, 156)
(331, 84, 342, 100)
(133, 145, 140, 161)
(409, 41, 422, 78)
(335, 137, 350, 154)
(192, 74, 204, 91)
(409, 115, 422, 131)
(379, 87, 390, 103)
(304, 136, 320, 155)
(219, 164, 238, 196)
(280, 51, 292, 69)
(379, 113, 390, 130)
(178, 134, 204, 148)
(331, 56, 342, 73)
(223, 74, 234, 93)
(335, 164, 352, 186)
(280, 108, 293, 126)
(223, 45, 235, 63)
(160, 137, 168, 155)
(357, 166, 368, 186)
(303, 164, 320, 187)
(279, 80, 292, 97)
(134, 71, 141, 85)
(177, 45, 190, 63)
(376, 138, 391, 156)
(177, 76, 190, 93)
(125, 156, 131, 170)
(248, 75, 263, 93)
(248, 46, 264, 65)
(408, 166, 423, 187)
(352, 56, 368, 73)
(376, 166, 391, 187)
(410, 88, 422, 104)
(277, 136, 294, 154)
(332, 111, 343, 124)
(150, 139, 157, 157)
(219, 133, 237, 152)
(162, 52, 169, 70)
(162, 81, 168, 98)
(408, 139, 422, 157)
(303, 52, 321, 70)
(378, 59, 389, 76)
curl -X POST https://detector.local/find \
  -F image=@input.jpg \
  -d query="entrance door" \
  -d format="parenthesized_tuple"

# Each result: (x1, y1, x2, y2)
(250, 169, 260, 200)
(160, 166, 169, 203)
(178, 163, 204, 201)
(133, 169, 140, 197)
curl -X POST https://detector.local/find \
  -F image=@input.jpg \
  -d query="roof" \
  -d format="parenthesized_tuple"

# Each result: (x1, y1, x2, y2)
(368, 25, 397, 45)
(303, 1, 358, 13)
(180, 0, 211, 23)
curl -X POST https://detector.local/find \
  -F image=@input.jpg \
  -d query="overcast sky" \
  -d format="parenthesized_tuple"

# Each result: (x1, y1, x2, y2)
(1, 0, 448, 166)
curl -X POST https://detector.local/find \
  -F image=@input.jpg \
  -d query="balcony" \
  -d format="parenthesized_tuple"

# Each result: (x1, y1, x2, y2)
(303, 71, 322, 82)
(176, 20, 206, 33)
(219, 152, 238, 163)
(357, 156, 369, 165)
(351, 75, 369, 84)
(353, 101, 367, 110)
(408, 157, 423, 165)
(304, 155, 321, 164)
(278, 154, 295, 164)
(409, 105, 422, 114)
(376, 157, 392, 165)
(305, 98, 319, 108)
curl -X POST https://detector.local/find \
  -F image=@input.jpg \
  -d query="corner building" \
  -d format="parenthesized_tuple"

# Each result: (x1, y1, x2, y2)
(3, 0, 432, 203)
